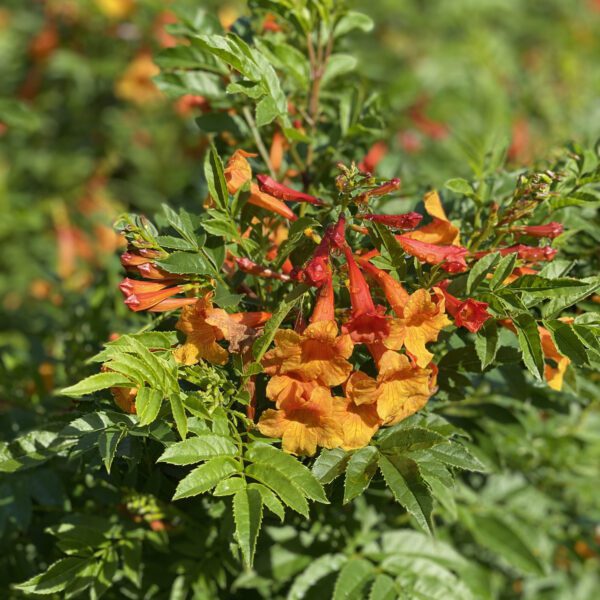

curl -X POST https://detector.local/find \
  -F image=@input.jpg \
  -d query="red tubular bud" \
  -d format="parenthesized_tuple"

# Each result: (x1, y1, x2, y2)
(119, 278, 168, 296)
(137, 262, 176, 280)
(515, 222, 564, 239)
(256, 174, 324, 206)
(324, 214, 346, 251)
(124, 285, 187, 312)
(147, 297, 198, 312)
(357, 258, 409, 316)
(120, 252, 148, 267)
(438, 281, 491, 333)
(360, 212, 423, 230)
(396, 236, 468, 273)
(343, 246, 376, 316)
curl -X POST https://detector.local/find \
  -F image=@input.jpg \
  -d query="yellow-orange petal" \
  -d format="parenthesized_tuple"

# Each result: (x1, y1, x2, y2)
(333, 396, 381, 450)
(266, 375, 320, 407)
(346, 371, 380, 406)
(224, 150, 256, 195)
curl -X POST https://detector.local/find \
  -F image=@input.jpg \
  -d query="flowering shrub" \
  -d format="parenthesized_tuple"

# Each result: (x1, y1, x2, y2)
(2, 1, 600, 598)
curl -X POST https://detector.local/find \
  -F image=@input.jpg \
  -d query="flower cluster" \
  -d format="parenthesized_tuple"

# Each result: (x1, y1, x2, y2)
(116, 155, 568, 456)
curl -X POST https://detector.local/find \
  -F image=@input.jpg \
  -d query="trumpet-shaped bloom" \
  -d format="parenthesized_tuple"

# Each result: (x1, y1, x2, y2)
(341, 246, 390, 343)
(346, 351, 433, 424)
(397, 236, 468, 273)
(438, 282, 491, 333)
(404, 190, 460, 246)
(385, 288, 451, 367)
(174, 295, 270, 365)
(335, 397, 382, 450)
(357, 259, 409, 316)
(262, 320, 354, 386)
(224, 150, 297, 220)
(257, 387, 345, 456)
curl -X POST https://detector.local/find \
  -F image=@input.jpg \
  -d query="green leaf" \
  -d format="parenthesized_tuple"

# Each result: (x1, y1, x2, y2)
(97, 429, 126, 474)
(245, 462, 309, 517)
(322, 54, 358, 87)
(507, 275, 588, 295)
(213, 476, 246, 496)
(59, 372, 130, 397)
(312, 448, 350, 484)
(135, 388, 163, 427)
(233, 487, 263, 568)
(246, 443, 328, 503)
(121, 539, 142, 588)
(334, 11, 374, 37)
(173, 456, 239, 500)
(288, 554, 347, 600)
(158, 434, 238, 465)
(489, 253, 518, 291)
(256, 95, 280, 127)
(467, 252, 500, 294)
(513, 313, 544, 381)
(169, 393, 188, 440)
(378, 427, 447, 454)
(369, 574, 397, 600)
(15, 557, 96, 594)
(445, 178, 473, 195)
(204, 142, 229, 210)
(156, 251, 214, 275)
(542, 276, 600, 318)
(465, 513, 544, 575)
(333, 558, 374, 600)
(252, 284, 309, 361)
(162, 205, 199, 248)
(344, 446, 379, 504)
(427, 443, 486, 471)
(248, 483, 285, 521)
(378, 454, 433, 533)
(543, 319, 588, 366)
(474, 320, 499, 369)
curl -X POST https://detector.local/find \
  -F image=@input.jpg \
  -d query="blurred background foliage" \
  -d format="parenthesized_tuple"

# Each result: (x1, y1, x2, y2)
(1, 0, 599, 597)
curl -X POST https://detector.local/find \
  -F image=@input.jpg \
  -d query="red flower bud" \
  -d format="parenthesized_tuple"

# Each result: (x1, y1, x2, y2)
(124, 285, 188, 312)
(324, 214, 346, 251)
(310, 272, 335, 323)
(515, 222, 564, 239)
(357, 258, 409, 316)
(256, 174, 324, 206)
(359, 212, 423, 230)
(147, 297, 199, 312)
(396, 237, 468, 273)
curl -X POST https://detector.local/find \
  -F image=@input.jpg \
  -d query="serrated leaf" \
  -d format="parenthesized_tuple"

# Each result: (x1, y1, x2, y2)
(333, 558, 374, 600)
(427, 443, 486, 471)
(156, 251, 214, 275)
(312, 448, 350, 484)
(489, 253, 518, 291)
(288, 554, 347, 600)
(59, 373, 131, 397)
(213, 476, 246, 496)
(169, 393, 188, 440)
(513, 313, 544, 381)
(507, 275, 588, 295)
(15, 557, 96, 594)
(98, 429, 126, 474)
(542, 276, 600, 318)
(252, 284, 309, 361)
(379, 427, 447, 454)
(246, 443, 328, 503)
(543, 320, 588, 366)
(474, 320, 499, 369)
(378, 454, 433, 534)
(158, 434, 238, 465)
(369, 574, 397, 600)
(344, 446, 379, 504)
(248, 483, 285, 521)
(467, 252, 500, 294)
(135, 388, 163, 426)
(233, 487, 263, 569)
(173, 456, 239, 500)
(245, 462, 309, 517)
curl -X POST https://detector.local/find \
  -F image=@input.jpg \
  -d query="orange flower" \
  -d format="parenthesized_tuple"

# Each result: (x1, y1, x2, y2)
(115, 53, 161, 105)
(257, 387, 345, 455)
(224, 150, 297, 220)
(346, 351, 433, 425)
(438, 281, 491, 334)
(335, 396, 382, 449)
(357, 258, 409, 317)
(174, 294, 270, 365)
(404, 190, 460, 246)
(385, 288, 451, 367)
(540, 327, 570, 391)
(111, 386, 137, 414)
(262, 320, 354, 387)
